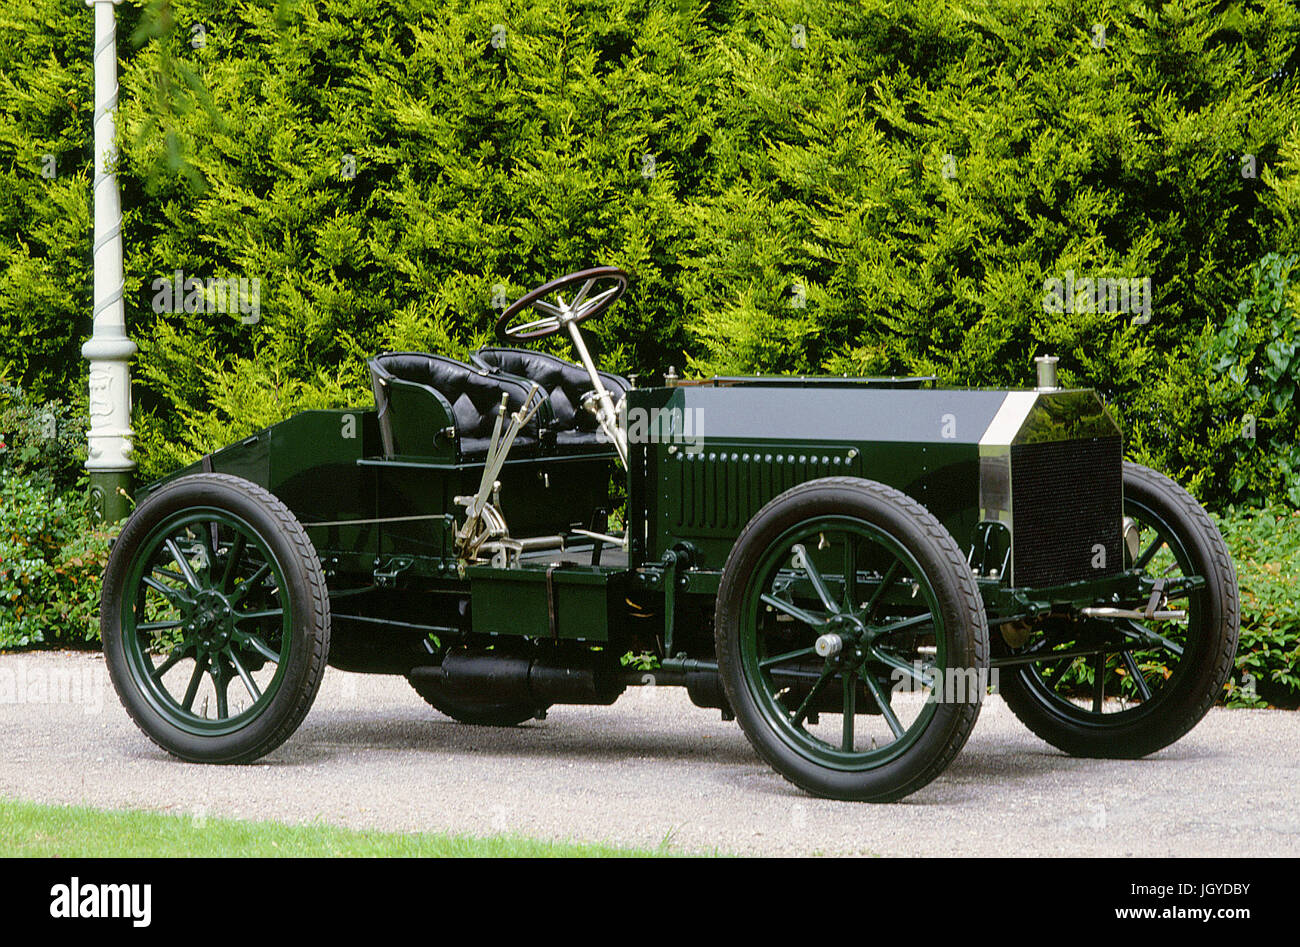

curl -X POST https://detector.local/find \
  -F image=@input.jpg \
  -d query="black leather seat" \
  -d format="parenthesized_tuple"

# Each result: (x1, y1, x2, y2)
(472, 347, 631, 451)
(368, 352, 547, 461)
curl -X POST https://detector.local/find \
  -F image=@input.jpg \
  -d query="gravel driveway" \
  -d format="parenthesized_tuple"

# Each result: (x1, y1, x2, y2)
(1, 650, 1296, 856)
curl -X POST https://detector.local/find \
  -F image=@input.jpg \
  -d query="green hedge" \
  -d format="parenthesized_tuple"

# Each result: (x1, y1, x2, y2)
(1, 0, 1298, 505)
(1215, 505, 1300, 707)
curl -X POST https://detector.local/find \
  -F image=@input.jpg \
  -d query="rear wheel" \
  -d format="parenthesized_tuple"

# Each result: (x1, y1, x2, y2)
(998, 462, 1239, 757)
(715, 477, 989, 802)
(101, 474, 331, 763)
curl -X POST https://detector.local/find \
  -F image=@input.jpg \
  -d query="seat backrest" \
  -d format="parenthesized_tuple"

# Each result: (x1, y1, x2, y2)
(473, 347, 630, 433)
(368, 352, 547, 456)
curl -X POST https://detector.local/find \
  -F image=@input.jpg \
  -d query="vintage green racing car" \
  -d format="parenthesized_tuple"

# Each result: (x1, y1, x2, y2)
(99, 266, 1240, 801)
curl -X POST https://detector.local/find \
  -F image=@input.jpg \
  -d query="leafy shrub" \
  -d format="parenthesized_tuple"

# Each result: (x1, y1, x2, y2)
(1204, 253, 1300, 506)
(0, 474, 114, 649)
(1213, 505, 1300, 708)
(0, 376, 90, 493)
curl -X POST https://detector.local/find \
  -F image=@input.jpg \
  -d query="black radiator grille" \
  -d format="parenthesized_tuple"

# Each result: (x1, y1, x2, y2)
(1010, 437, 1122, 588)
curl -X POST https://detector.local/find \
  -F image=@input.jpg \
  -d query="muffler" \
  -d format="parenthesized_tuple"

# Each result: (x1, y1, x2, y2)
(411, 653, 626, 706)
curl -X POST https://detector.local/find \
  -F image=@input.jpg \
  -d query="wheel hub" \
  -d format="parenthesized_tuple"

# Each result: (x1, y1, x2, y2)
(820, 614, 870, 664)
(184, 589, 235, 652)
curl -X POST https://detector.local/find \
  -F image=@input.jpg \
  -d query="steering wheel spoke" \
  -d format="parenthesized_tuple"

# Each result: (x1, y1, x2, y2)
(510, 314, 563, 337)
(568, 277, 597, 310)
(572, 285, 620, 319)
(531, 299, 565, 318)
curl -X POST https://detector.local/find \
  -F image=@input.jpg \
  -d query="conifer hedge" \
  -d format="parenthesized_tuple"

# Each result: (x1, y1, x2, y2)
(2, 0, 1298, 504)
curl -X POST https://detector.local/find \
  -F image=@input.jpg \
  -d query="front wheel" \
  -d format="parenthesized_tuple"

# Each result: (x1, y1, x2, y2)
(998, 462, 1239, 758)
(101, 473, 331, 763)
(715, 477, 989, 802)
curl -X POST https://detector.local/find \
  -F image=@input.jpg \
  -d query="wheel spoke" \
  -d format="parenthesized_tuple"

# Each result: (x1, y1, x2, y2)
(1091, 652, 1105, 713)
(789, 666, 836, 728)
(574, 285, 618, 318)
(862, 673, 906, 739)
(164, 539, 202, 589)
(230, 562, 271, 603)
(842, 670, 856, 751)
(151, 566, 189, 585)
(1044, 655, 1074, 686)
(137, 620, 183, 634)
(513, 314, 562, 335)
(228, 651, 263, 703)
(240, 634, 281, 664)
(870, 648, 935, 689)
(760, 593, 829, 628)
(1134, 536, 1165, 570)
(206, 521, 221, 567)
(142, 575, 185, 602)
(235, 608, 284, 623)
(181, 655, 208, 711)
(1121, 650, 1152, 701)
(871, 611, 934, 638)
(1121, 620, 1184, 656)
(213, 662, 230, 719)
(568, 278, 596, 311)
(760, 645, 818, 669)
(220, 533, 246, 592)
(149, 646, 188, 681)
(842, 535, 858, 613)
(790, 544, 840, 614)
(861, 559, 902, 621)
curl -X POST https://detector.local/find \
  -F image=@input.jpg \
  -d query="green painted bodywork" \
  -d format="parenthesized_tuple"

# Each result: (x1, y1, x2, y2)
(467, 562, 627, 642)
(137, 377, 1126, 671)
(625, 383, 1117, 571)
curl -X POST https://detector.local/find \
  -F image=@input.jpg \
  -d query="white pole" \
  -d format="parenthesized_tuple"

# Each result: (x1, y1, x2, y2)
(82, 0, 135, 522)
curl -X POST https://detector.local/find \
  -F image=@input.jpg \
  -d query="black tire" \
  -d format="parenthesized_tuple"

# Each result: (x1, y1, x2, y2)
(715, 477, 989, 802)
(999, 462, 1239, 758)
(407, 677, 546, 727)
(101, 473, 331, 763)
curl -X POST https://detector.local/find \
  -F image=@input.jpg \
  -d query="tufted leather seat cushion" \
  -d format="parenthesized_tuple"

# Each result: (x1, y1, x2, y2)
(473, 348, 630, 445)
(369, 352, 545, 459)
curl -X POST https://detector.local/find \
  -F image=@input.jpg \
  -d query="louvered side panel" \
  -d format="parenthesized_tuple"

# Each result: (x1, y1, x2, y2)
(662, 446, 860, 539)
